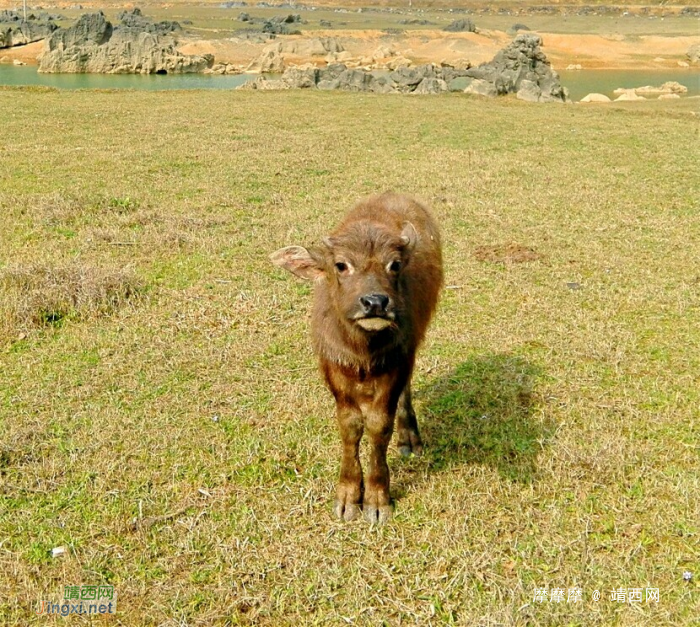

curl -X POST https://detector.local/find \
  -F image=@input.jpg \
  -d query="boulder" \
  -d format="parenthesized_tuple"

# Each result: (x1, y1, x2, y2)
(316, 77, 340, 91)
(614, 90, 646, 101)
(463, 34, 569, 102)
(240, 77, 290, 90)
(116, 8, 180, 36)
(47, 11, 112, 49)
(633, 81, 687, 95)
(287, 37, 342, 57)
(580, 93, 611, 103)
(335, 67, 374, 92)
(262, 22, 300, 35)
(0, 10, 58, 49)
(451, 58, 471, 71)
(247, 37, 344, 72)
(261, 14, 302, 35)
(385, 56, 412, 70)
(398, 18, 434, 26)
(658, 93, 681, 100)
(510, 23, 531, 33)
(38, 12, 212, 74)
(372, 44, 396, 60)
(390, 64, 436, 91)
(369, 74, 395, 94)
(279, 66, 318, 88)
(413, 77, 448, 94)
(247, 44, 285, 72)
(463, 78, 498, 97)
(437, 66, 470, 83)
(204, 62, 241, 75)
(443, 19, 476, 33)
(687, 43, 700, 65)
(516, 79, 542, 102)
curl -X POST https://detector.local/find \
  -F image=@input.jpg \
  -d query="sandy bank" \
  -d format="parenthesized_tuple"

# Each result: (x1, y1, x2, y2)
(2, 30, 697, 71)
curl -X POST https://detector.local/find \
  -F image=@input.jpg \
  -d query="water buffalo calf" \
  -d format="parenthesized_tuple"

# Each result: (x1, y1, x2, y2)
(271, 193, 443, 523)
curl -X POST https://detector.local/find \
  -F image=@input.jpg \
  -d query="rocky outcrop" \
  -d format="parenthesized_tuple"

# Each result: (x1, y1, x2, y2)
(237, 12, 302, 35)
(246, 37, 344, 73)
(248, 44, 285, 73)
(204, 62, 243, 75)
(116, 8, 181, 36)
(262, 15, 302, 35)
(634, 81, 687, 95)
(240, 63, 468, 94)
(509, 23, 531, 34)
(0, 10, 58, 48)
(688, 43, 700, 65)
(613, 81, 687, 96)
(38, 11, 212, 74)
(240, 35, 568, 103)
(462, 34, 569, 103)
(443, 19, 476, 33)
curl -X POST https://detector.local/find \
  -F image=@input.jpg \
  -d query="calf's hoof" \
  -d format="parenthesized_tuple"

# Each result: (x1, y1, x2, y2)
(397, 431, 423, 457)
(333, 500, 362, 522)
(363, 503, 393, 525)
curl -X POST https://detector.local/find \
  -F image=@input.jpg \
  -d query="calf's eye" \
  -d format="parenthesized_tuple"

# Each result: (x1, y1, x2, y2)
(389, 260, 401, 273)
(335, 262, 348, 273)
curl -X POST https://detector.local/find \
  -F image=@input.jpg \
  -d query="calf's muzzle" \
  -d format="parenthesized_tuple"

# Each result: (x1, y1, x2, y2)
(359, 293, 390, 317)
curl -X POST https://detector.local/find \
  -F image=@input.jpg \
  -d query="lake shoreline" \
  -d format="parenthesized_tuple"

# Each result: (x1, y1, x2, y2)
(1, 64, 698, 102)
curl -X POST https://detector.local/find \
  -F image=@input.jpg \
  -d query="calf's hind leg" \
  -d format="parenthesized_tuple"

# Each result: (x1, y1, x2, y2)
(395, 387, 423, 457)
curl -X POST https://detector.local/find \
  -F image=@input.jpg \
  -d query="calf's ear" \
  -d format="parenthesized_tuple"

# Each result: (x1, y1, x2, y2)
(270, 246, 325, 281)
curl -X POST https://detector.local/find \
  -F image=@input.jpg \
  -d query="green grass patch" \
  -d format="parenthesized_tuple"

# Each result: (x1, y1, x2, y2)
(0, 89, 698, 625)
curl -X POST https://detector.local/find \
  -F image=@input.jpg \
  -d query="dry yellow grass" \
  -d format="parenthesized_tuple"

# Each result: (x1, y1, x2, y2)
(0, 88, 698, 625)
(0, 262, 142, 334)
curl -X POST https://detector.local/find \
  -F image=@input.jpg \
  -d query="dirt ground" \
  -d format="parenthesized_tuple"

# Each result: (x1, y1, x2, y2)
(1, 0, 698, 71)
(182, 29, 697, 70)
(3, 30, 696, 70)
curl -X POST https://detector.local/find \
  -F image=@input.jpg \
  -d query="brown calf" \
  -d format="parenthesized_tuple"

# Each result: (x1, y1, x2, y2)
(271, 193, 443, 523)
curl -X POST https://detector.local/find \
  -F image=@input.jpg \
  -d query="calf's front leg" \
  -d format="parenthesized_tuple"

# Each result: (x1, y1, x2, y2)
(333, 402, 364, 522)
(363, 405, 394, 524)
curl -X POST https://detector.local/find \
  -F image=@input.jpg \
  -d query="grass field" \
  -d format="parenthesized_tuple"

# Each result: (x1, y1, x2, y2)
(45, 4, 700, 39)
(0, 87, 699, 625)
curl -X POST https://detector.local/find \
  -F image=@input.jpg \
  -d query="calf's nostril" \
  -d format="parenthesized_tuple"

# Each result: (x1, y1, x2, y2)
(360, 293, 390, 314)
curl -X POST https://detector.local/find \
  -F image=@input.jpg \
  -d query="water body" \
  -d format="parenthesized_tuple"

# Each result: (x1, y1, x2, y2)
(1, 65, 698, 101)
(558, 69, 700, 101)
(0, 65, 254, 90)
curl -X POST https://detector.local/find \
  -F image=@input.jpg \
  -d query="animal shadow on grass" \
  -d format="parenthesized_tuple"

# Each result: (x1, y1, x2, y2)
(398, 353, 555, 491)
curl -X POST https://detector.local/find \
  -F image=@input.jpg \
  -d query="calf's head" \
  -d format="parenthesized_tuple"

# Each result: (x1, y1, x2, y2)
(271, 221, 416, 333)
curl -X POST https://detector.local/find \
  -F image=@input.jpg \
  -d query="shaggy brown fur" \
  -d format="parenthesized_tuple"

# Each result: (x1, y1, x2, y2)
(271, 193, 443, 523)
